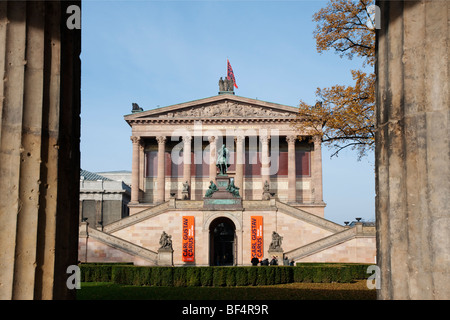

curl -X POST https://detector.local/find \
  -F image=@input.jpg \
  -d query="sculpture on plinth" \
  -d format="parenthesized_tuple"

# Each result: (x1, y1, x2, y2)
(218, 77, 234, 93)
(158, 231, 174, 266)
(269, 231, 283, 251)
(159, 231, 173, 250)
(262, 180, 271, 200)
(216, 144, 230, 175)
(182, 181, 189, 200)
(226, 179, 240, 198)
(205, 181, 218, 198)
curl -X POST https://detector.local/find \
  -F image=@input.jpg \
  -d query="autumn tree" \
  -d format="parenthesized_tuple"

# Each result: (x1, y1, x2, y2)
(295, 0, 376, 158)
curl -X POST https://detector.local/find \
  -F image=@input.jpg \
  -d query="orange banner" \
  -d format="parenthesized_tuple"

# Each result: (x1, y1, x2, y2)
(182, 216, 195, 262)
(250, 216, 263, 261)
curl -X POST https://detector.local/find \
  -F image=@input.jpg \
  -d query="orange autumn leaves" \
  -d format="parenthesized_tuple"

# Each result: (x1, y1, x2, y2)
(295, 0, 375, 159)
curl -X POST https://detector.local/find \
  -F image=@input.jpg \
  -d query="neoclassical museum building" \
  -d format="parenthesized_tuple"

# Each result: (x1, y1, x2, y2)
(78, 82, 376, 266)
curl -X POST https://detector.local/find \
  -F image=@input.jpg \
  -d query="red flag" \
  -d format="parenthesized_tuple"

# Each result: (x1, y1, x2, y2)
(227, 59, 238, 89)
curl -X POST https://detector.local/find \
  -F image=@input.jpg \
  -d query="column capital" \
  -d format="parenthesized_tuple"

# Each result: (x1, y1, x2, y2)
(234, 135, 244, 143)
(311, 135, 322, 145)
(130, 136, 141, 144)
(156, 136, 166, 145)
(260, 135, 271, 144)
(182, 135, 192, 143)
(286, 135, 297, 144)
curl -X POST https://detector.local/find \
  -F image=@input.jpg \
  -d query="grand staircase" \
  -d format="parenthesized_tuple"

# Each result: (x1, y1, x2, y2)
(275, 201, 375, 261)
(87, 227, 158, 263)
(80, 199, 374, 265)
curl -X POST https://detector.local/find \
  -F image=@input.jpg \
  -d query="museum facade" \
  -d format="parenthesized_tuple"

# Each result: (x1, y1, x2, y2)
(78, 85, 376, 266)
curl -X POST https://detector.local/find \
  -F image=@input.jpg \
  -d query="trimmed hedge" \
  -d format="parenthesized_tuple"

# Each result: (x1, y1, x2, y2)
(80, 263, 372, 287)
(80, 264, 113, 282)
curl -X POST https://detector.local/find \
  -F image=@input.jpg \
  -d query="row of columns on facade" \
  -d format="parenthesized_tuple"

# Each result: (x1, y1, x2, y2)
(130, 135, 323, 204)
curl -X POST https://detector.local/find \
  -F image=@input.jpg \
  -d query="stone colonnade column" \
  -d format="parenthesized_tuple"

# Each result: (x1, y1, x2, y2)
(0, 1, 81, 299)
(260, 135, 270, 195)
(156, 136, 167, 203)
(130, 136, 141, 203)
(235, 136, 244, 198)
(286, 136, 297, 203)
(208, 136, 217, 183)
(376, 0, 449, 299)
(182, 135, 192, 199)
(311, 135, 323, 203)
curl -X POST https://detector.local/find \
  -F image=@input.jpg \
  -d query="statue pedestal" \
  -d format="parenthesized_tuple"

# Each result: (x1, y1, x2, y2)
(268, 250, 284, 265)
(203, 175, 242, 210)
(157, 248, 173, 266)
(218, 91, 235, 95)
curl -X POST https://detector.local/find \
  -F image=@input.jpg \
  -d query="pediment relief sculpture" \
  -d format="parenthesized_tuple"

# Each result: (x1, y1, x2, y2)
(156, 102, 295, 119)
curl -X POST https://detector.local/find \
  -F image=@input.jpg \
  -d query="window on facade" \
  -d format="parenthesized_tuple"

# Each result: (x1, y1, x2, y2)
(145, 151, 158, 177)
(269, 147, 311, 177)
(295, 150, 311, 177)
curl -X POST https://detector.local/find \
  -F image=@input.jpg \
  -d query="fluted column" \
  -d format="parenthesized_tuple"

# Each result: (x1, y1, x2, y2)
(311, 135, 323, 203)
(286, 135, 297, 203)
(208, 136, 217, 182)
(260, 135, 270, 197)
(139, 140, 145, 191)
(376, 0, 449, 300)
(0, 1, 81, 300)
(156, 136, 166, 203)
(130, 136, 141, 203)
(235, 136, 244, 197)
(182, 135, 192, 199)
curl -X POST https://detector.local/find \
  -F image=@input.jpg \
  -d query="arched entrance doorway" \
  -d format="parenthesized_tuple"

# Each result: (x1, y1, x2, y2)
(209, 217, 236, 266)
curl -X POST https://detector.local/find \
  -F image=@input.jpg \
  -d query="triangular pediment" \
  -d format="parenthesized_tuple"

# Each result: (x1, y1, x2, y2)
(125, 95, 298, 124)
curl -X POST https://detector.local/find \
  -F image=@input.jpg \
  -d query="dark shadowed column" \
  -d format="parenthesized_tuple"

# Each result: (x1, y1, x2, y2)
(376, 0, 449, 299)
(0, 1, 81, 299)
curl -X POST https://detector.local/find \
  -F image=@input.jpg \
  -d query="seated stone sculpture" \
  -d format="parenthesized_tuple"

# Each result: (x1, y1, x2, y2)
(205, 181, 218, 198)
(226, 179, 240, 198)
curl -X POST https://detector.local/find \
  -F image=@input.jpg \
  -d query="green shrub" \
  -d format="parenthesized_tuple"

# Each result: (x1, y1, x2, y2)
(133, 266, 151, 286)
(338, 266, 353, 283)
(226, 268, 237, 287)
(162, 267, 174, 286)
(277, 266, 292, 284)
(266, 267, 275, 285)
(256, 267, 267, 286)
(84, 263, 370, 287)
(80, 264, 112, 282)
(111, 265, 135, 285)
(236, 267, 249, 286)
(200, 267, 213, 286)
(173, 267, 187, 287)
(247, 267, 258, 286)
(187, 267, 201, 287)
(213, 267, 227, 287)
(294, 266, 314, 282)
(150, 267, 162, 286)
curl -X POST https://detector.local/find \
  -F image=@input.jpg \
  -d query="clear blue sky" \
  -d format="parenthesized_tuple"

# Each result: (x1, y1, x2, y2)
(80, 0, 375, 225)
